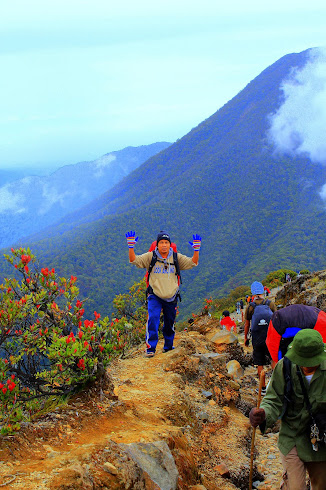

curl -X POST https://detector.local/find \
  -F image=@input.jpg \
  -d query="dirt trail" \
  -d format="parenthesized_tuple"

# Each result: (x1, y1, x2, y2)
(0, 288, 284, 489)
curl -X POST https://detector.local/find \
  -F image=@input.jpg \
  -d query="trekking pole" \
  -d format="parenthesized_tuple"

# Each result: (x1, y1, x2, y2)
(249, 370, 265, 490)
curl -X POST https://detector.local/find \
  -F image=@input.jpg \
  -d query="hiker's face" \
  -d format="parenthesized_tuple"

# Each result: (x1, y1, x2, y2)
(301, 365, 319, 375)
(157, 240, 170, 257)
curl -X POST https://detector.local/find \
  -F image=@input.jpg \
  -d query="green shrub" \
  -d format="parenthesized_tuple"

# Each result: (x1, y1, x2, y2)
(0, 248, 129, 433)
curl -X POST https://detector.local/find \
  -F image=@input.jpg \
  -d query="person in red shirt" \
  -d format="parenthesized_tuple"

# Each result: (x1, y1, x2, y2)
(220, 310, 237, 333)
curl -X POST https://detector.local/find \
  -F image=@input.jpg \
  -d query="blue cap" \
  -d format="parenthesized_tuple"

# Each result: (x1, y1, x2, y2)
(251, 281, 264, 295)
(156, 231, 171, 244)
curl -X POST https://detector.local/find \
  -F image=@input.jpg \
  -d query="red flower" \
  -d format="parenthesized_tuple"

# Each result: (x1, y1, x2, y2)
(77, 359, 85, 370)
(2, 387, 7, 394)
(8, 382, 15, 392)
(78, 331, 83, 339)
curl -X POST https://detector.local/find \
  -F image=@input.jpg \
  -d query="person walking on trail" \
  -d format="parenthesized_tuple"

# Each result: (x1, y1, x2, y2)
(249, 329, 326, 490)
(244, 281, 277, 395)
(220, 310, 237, 333)
(126, 230, 201, 357)
(263, 285, 271, 297)
(236, 301, 241, 315)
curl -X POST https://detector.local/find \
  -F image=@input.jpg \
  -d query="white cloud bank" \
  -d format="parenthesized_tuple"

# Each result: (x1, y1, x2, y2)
(268, 47, 326, 200)
(0, 185, 25, 214)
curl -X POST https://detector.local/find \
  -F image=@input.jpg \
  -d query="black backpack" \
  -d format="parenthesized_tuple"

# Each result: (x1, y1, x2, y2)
(249, 299, 273, 346)
(146, 250, 182, 301)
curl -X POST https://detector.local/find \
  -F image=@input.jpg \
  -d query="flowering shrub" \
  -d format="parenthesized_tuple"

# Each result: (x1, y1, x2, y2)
(202, 297, 213, 314)
(113, 279, 148, 346)
(0, 248, 126, 433)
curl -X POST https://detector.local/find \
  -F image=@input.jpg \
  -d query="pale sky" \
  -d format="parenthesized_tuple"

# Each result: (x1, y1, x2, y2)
(1, 0, 326, 171)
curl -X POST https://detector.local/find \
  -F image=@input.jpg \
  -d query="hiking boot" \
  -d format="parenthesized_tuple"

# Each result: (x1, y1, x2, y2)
(145, 351, 155, 358)
(162, 347, 175, 353)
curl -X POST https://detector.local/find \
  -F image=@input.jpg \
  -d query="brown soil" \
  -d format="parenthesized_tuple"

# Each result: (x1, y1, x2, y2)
(0, 292, 284, 489)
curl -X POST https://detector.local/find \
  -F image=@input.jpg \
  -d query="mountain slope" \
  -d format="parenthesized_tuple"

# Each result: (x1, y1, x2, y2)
(2, 48, 326, 320)
(0, 142, 170, 249)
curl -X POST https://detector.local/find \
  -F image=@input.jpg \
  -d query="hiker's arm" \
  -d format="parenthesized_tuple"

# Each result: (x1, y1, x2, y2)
(244, 319, 250, 346)
(129, 248, 136, 262)
(260, 362, 285, 428)
(192, 251, 199, 265)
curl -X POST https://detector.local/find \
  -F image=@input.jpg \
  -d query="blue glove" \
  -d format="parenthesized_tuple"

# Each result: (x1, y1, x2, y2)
(189, 234, 201, 251)
(125, 231, 139, 248)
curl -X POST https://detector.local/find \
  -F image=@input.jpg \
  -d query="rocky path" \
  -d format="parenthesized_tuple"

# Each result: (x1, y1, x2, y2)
(0, 290, 286, 489)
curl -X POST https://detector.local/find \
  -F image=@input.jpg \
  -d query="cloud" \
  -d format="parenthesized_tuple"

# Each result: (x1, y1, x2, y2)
(268, 47, 326, 165)
(39, 183, 70, 215)
(94, 154, 116, 178)
(0, 184, 25, 214)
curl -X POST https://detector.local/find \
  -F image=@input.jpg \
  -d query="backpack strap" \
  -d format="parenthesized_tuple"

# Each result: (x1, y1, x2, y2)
(173, 251, 182, 285)
(147, 251, 158, 282)
(296, 365, 314, 418)
(280, 356, 293, 419)
(146, 251, 158, 294)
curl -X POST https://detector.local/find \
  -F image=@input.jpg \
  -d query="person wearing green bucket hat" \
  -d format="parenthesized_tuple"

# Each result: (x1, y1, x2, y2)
(249, 329, 326, 489)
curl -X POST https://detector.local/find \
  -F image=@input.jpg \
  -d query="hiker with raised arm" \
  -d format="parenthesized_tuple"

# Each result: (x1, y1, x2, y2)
(244, 281, 277, 395)
(249, 329, 326, 489)
(126, 230, 201, 357)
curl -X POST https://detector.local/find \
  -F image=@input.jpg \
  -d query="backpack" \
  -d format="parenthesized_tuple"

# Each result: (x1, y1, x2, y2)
(249, 299, 273, 347)
(266, 305, 326, 363)
(145, 241, 182, 301)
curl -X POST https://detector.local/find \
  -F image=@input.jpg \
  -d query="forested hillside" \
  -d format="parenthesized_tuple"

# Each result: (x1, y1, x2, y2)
(1, 48, 326, 321)
(0, 142, 170, 249)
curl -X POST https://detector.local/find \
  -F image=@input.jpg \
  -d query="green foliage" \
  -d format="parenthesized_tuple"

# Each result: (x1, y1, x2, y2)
(264, 269, 296, 288)
(112, 278, 184, 343)
(112, 278, 148, 347)
(0, 248, 130, 434)
(299, 269, 310, 275)
(195, 285, 249, 320)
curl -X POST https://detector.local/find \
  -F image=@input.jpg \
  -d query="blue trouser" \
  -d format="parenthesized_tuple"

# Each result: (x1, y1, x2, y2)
(146, 294, 177, 353)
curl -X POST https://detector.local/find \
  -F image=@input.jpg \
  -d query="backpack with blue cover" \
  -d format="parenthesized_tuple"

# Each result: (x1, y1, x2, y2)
(250, 299, 273, 347)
